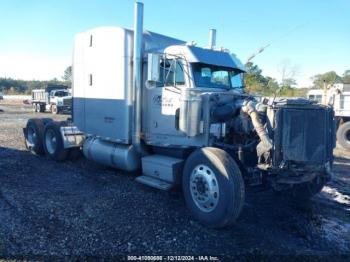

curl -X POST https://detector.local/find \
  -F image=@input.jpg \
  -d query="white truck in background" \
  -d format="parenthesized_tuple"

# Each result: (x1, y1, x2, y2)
(308, 83, 350, 150)
(31, 84, 72, 114)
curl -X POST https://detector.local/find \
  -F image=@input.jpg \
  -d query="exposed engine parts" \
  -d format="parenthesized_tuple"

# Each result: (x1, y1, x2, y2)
(209, 95, 335, 188)
(240, 100, 273, 161)
(211, 96, 273, 162)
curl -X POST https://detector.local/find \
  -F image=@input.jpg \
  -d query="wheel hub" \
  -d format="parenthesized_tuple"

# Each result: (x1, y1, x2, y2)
(45, 129, 57, 154)
(190, 165, 219, 212)
(196, 178, 207, 194)
(27, 127, 37, 146)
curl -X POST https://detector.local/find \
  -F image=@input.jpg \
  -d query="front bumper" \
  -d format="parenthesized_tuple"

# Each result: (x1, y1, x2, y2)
(57, 105, 71, 111)
(264, 161, 333, 186)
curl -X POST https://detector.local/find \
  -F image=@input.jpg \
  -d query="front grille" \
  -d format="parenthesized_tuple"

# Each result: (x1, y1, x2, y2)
(273, 105, 334, 166)
(63, 98, 72, 106)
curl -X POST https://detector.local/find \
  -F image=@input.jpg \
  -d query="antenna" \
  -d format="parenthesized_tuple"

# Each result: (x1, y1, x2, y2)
(246, 23, 306, 63)
(246, 44, 271, 63)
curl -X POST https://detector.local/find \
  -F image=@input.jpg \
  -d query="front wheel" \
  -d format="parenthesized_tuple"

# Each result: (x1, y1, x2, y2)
(182, 147, 245, 228)
(51, 105, 58, 114)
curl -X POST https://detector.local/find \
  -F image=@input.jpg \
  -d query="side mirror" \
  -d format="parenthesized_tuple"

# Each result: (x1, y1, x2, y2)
(147, 53, 160, 83)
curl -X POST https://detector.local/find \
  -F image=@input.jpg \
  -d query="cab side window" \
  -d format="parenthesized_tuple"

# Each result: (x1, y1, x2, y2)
(157, 59, 185, 87)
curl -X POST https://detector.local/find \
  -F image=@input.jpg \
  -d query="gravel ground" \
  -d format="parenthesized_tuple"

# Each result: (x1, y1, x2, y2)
(0, 103, 350, 258)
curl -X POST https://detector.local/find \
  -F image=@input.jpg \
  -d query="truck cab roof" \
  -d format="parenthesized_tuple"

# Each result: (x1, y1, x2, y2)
(164, 45, 245, 72)
(76, 26, 244, 72)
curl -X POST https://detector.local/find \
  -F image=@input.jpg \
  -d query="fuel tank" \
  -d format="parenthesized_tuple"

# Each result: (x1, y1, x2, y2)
(83, 137, 140, 172)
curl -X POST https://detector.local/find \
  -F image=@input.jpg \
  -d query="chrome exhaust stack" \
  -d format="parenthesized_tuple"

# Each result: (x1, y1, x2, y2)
(209, 29, 216, 49)
(132, 1, 144, 153)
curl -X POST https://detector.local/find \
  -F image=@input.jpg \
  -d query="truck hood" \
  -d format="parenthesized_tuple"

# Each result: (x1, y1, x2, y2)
(55, 96, 72, 101)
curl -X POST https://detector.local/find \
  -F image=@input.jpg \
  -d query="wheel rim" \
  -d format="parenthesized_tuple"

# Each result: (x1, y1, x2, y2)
(346, 129, 350, 143)
(190, 164, 219, 213)
(27, 126, 37, 146)
(45, 129, 57, 154)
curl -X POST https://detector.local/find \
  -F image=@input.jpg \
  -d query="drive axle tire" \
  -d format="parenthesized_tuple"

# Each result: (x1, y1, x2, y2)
(24, 118, 46, 155)
(43, 121, 68, 161)
(182, 147, 245, 228)
(68, 147, 82, 160)
(42, 118, 53, 125)
(336, 122, 350, 150)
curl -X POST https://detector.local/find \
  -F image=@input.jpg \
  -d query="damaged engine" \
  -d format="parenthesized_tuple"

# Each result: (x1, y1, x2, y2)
(210, 95, 335, 188)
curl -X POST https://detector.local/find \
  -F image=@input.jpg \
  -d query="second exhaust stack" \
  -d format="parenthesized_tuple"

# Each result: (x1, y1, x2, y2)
(209, 29, 216, 49)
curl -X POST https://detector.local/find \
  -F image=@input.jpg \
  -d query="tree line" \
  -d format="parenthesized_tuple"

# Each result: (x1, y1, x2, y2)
(0, 66, 72, 95)
(244, 61, 350, 97)
(0, 64, 349, 97)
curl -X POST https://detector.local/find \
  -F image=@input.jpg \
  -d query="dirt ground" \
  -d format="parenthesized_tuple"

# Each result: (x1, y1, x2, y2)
(0, 103, 349, 258)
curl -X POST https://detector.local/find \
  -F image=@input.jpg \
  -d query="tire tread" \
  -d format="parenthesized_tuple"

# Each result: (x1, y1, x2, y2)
(337, 121, 350, 150)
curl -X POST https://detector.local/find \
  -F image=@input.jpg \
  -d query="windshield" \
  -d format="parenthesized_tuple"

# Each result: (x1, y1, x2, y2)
(192, 63, 243, 90)
(54, 91, 68, 97)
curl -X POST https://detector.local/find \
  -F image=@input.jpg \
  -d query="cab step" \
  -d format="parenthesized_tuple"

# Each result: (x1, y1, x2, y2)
(135, 175, 173, 191)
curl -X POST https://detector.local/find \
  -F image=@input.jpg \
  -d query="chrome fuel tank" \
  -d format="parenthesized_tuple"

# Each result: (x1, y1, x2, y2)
(83, 137, 140, 172)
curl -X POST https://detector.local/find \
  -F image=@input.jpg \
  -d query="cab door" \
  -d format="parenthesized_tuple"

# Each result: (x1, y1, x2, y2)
(143, 58, 187, 143)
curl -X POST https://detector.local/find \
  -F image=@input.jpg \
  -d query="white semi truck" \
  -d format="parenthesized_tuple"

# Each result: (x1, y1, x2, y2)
(23, 2, 335, 228)
(308, 83, 350, 150)
(31, 84, 72, 114)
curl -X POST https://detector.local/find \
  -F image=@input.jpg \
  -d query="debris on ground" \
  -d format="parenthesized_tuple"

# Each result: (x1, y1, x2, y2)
(0, 103, 349, 256)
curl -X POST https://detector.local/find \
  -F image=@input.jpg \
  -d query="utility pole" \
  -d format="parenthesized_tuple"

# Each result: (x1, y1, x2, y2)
(322, 79, 327, 105)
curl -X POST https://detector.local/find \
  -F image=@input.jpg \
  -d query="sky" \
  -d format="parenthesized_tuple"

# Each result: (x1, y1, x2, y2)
(0, 0, 349, 87)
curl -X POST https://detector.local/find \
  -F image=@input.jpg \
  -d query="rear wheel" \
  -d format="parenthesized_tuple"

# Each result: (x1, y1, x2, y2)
(32, 103, 37, 112)
(36, 103, 42, 113)
(337, 122, 350, 150)
(182, 147, 245, 228)
(42, 118, 53, 125)
(24, 118, 45, 155)
(43, 121, 69, 161)
(68, 147, 82, 160)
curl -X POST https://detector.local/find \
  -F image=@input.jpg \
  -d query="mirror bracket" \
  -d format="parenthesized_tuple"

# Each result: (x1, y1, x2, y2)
(147, 53, 160, 82)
